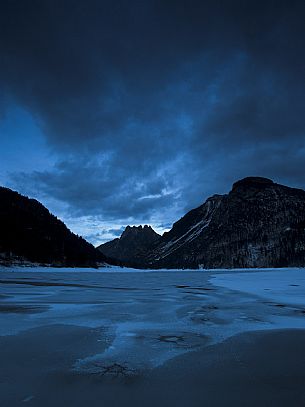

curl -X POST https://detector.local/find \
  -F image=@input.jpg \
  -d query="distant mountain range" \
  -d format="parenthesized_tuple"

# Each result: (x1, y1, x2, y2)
(98, 177, 305, 269)
(0, 187, 112, 267)
(2, 177, 305, 269)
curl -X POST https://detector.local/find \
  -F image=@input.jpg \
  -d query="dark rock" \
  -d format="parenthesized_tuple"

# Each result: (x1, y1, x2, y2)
(101, 177, 305, 269)
(98, 225, 160, 263)
(232, 176, 274, 191)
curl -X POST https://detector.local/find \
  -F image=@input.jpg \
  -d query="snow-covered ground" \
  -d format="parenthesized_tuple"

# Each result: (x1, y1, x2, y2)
(212, 269, 305, 306)
(1, 267, 305, 376)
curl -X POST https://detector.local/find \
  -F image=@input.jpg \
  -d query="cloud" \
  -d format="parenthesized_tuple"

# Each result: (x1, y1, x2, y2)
(1, 0, 305, 242)
(11, 156, 180, 219)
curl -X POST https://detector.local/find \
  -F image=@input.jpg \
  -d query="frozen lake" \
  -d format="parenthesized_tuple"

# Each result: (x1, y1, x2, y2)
(1, 266, 305, 379)
(2, 266, 305, 406)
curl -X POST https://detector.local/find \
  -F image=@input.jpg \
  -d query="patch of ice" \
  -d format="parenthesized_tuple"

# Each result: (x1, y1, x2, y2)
(211, 269, 305, 306)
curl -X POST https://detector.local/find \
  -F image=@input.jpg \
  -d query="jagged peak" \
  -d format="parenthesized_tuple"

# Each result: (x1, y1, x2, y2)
(124, 224, 154, 231)
(121, 224, 159, 238)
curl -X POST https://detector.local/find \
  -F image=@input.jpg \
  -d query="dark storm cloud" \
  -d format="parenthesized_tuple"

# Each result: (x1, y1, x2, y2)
(1, 0, 305, 226)
(11, 157, 177, 219)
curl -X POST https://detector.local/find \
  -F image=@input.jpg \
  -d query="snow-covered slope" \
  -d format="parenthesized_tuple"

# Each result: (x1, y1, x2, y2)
(151, 195, 223, 262)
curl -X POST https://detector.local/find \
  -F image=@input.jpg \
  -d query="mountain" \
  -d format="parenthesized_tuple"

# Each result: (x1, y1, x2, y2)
(98, 225, 160, 264)
(0, 186, 110, 267)
(100, 177, 305, 269)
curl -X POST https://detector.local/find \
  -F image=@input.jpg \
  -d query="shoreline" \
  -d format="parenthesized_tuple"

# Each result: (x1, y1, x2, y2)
(1, 265, 305, 274)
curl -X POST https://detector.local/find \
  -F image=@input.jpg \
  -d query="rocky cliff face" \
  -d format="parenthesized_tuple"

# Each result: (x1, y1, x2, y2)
(100, 177, 305, 269)
(0, 186, 110, 267)
(98, 225, 160, 264)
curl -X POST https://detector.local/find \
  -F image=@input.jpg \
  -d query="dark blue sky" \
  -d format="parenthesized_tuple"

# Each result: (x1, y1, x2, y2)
(1, 0, 305, 245)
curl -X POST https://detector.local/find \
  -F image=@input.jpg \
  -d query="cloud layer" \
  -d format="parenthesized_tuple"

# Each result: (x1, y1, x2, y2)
(1, 0, 305, 243)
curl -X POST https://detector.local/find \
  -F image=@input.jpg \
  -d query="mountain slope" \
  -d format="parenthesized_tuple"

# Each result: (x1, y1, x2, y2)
(101, 177, 305, 269)
(98, 225, 160, 264)
(0, 186, 109, 267)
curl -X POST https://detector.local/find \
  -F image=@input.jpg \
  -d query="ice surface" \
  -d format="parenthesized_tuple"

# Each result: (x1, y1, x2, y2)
(211, 269, 305, 306)
(1, 267, 305, 377)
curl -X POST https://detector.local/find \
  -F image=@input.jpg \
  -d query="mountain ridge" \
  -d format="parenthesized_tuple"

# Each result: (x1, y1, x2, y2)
(98, 177, 305, 269)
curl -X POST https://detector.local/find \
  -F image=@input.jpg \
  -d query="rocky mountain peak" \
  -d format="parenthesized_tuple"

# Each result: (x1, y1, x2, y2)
(231, 177, 274, 192)
(98, 225, 160, 264)
(121, 225, 158, 239)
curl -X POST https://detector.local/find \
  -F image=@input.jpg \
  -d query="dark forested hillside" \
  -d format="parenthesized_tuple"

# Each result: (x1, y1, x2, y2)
(0, 187, 108, 267)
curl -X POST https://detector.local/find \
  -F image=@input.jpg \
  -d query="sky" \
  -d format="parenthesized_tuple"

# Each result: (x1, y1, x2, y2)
(0, 0, 305, 246)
